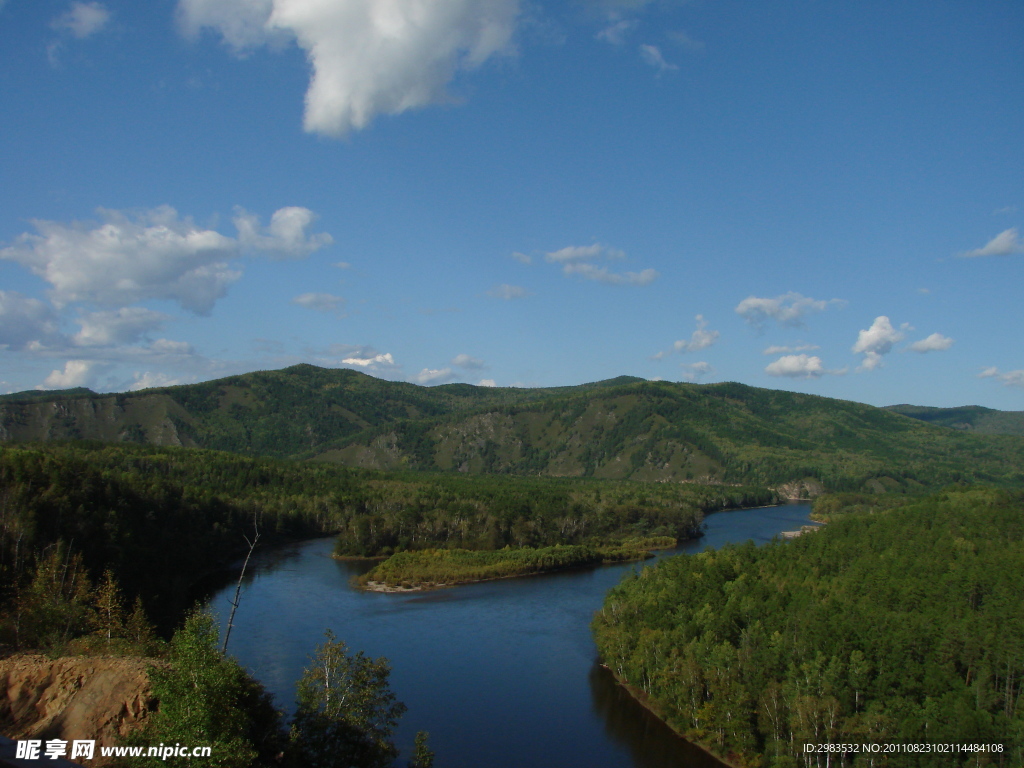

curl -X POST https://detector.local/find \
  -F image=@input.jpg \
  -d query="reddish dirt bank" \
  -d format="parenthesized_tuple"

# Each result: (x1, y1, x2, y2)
(0, 654, 158, 766)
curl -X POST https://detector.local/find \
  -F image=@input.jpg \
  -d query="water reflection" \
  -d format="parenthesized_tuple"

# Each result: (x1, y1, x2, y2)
(589, 665, 725, 768)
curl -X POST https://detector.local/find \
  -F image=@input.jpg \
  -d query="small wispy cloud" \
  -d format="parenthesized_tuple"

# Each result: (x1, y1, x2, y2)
(852, 316, 906, 371)
(652, 315, 720, 359)
(545, 243, 657, 286)
(765, 354, 845, 379)
(47, 1, 112, 67)
(52, 2, 111, 39)
(639, 44, 677, 73)
(959, 228, 1023, 258)
(340, 351, 398, 374)
(762, 344, 820, 355)
(414, 367, 455, 385)
(667, 29, 705, 53)
(452, 353, 485, 370)
(487, 283, 530, 300)
(736, 292, 842, 329)
(292, 293, 346, 314)
(546, 244, 624, 263)
(596, 19, 637, 45)
(680, 361, 712, 382)
(908, 333, 953, 353)
(979, 367, 1024, 388)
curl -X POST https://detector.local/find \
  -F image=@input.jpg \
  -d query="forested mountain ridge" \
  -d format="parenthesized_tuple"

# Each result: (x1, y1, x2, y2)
(885, 403, 1024, 436)
(0, 366, 637, 455)
(2, 365, 1023, 492)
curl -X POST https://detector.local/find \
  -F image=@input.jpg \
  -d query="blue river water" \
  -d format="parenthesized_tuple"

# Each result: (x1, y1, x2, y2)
(206, 502, 817, 768)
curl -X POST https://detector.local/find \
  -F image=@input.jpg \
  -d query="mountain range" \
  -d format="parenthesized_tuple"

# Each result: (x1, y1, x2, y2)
(2, 364, 1022, 493)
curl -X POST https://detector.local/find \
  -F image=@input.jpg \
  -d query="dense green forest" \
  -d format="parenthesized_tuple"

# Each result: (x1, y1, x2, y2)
(592, 486, 1023, 766)
(0, 441, 771, 646)
(4, 365, 1024, 492)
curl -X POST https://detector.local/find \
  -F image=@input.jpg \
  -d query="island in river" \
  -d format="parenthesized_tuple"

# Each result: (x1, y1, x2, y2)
(354, 537, 677, 591)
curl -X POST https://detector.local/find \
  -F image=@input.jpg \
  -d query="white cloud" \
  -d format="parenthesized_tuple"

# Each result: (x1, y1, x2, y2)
(39, 360, 106, 390)
(959, 228, 1023, 258)
(414, 367, 455, 385)
(562, 262, 658, 285)
(908, 332, 954, 353)
(674, 315, 719, 353)
(452, 353, 485, 369)
(765, 354, 826, 379)
(129, 371, 187, 391)
(639, 44, 677, 73)
(292, 292, 346, 314)
(979, 367, 1024, 388)
(545, 244, 622, 263)
(478, 378, 497, 387)
(680, 361, 712, 382)
(736, 292, 838, 328)
(176, 0, 280, 51)
(852, 316, 905, 371)
(178, 0, 520, 137)
(1, 207, 240, 314)
(545, 243, 657, 286)
(667, 29, 704, 53)
(510, 251, 532, 265)
(763, 344, 819, 355)
(0, 291, 62, 350)
(340, 350, 398, 373)
(52, 2, 111, 39)
(1, 205, 329, 315)
(653, 315, 719, 359)
(150, 338, 196, 356)
(233, 206, 332, 258)
(487, 283, 529, 300)
(596, 19, 636, 45)
(72, 307, 167, 347)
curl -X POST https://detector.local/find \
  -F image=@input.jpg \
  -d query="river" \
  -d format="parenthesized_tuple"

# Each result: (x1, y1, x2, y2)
(205, 502, 817, 768)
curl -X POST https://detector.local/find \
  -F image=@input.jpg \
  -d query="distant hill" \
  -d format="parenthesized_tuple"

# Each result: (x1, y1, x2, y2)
(2, 364, 1023, 493)
(885, 403, 1024, 436)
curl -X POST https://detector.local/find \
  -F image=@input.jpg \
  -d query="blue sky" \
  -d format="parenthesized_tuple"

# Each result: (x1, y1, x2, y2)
(1, 0, 1022, 409)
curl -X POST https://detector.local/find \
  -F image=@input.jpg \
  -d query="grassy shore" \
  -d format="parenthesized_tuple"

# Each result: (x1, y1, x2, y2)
(357, 537, 676, 591)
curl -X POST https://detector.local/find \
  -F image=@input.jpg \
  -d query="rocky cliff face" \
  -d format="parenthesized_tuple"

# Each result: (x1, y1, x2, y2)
(0, 654, 158, 765)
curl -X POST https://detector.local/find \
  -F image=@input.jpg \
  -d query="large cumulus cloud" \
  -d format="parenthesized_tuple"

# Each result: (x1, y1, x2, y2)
(0, 205, 330, 315)
(178, 0, 520, 136)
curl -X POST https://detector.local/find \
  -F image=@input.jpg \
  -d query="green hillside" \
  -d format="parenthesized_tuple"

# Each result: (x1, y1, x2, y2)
(886, 403, 1024, 436)
(2, 365, 1023, 493)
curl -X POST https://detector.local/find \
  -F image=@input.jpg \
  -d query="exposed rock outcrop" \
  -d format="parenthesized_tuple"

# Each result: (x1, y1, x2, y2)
(0, 654, 158, 766)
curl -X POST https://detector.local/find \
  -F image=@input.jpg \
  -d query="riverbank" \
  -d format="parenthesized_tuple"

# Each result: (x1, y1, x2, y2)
(598, 664, 739, 768)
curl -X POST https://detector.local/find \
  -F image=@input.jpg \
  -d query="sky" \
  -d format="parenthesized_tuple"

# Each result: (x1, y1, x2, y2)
(1, 0, 1022, 410)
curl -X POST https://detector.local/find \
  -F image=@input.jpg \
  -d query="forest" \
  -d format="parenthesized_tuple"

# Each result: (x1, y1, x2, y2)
(592, 486, 1023, 767)
(0, 440, 772, 646)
